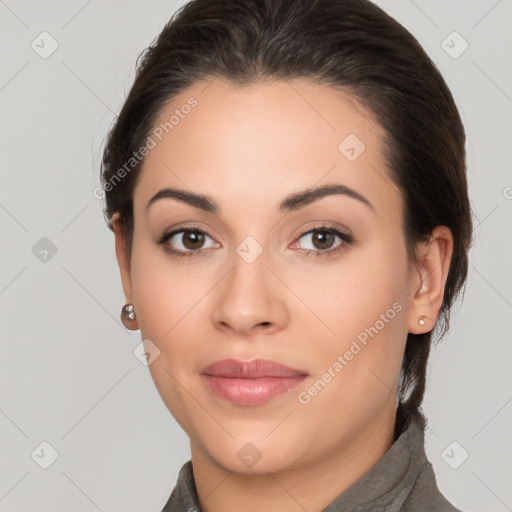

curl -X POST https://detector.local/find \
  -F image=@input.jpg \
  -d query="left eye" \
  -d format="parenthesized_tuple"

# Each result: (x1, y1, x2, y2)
(293, 226, 353, 255)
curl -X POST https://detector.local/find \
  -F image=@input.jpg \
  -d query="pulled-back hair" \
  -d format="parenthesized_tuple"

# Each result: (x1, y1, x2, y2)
(100, 0, 473, 437)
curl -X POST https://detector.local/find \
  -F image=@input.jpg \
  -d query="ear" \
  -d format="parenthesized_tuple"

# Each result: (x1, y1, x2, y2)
(406, 225, 454, 334)
(112, 213, 138, 328)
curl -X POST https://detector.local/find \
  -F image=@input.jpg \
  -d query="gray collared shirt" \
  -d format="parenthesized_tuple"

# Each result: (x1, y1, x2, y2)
(160, 417, 462, 511)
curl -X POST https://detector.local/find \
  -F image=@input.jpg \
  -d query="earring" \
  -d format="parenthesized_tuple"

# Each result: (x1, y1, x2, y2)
(122, 303, 136, 322)
(418, 316, 427, 327)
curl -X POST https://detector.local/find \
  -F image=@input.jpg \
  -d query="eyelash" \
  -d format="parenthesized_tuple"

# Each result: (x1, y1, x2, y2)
(157, 223, 354, 259)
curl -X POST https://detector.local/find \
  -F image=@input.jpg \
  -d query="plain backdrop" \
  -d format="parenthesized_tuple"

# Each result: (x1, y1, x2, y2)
(1, 0, 511, 511)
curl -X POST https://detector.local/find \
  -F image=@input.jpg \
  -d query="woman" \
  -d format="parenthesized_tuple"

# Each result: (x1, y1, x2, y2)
(100, 0, 472, 510)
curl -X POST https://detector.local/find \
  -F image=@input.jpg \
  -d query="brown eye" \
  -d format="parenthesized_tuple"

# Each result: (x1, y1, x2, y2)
(310, 231, 336, 250)
(181, 230, 205, 250)
(158, 226, 218, 258)
(294, 225, 353, 257)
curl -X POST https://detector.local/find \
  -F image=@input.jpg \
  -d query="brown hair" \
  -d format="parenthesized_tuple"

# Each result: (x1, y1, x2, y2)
(100, 0, 473, 437)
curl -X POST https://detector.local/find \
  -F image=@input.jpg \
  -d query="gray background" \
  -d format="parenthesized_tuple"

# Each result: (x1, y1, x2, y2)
(1, 0, 511, 510)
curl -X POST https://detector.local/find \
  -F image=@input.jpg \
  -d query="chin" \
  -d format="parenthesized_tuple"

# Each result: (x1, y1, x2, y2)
(201, 435, 302, 476)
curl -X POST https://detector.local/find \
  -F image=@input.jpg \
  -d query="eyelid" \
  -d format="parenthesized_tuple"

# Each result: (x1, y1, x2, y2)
(291, 223, 354, 253)
(158, 220, 213, 238)
(294, 221, 353, 240)
(158, 223, 218, 247)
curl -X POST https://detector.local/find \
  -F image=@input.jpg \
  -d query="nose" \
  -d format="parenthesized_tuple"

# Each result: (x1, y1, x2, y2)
(210, 248, 289, 338)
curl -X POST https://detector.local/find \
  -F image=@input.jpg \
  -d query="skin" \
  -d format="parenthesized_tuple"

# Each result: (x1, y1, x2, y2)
(112, 77, 453, 512)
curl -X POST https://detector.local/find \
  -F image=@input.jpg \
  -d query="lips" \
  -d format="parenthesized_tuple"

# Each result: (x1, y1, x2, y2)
(200, 358, 308, 406)
(201, 358, 307, 378)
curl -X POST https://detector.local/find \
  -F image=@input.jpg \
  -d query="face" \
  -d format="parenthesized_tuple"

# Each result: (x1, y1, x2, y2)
(114, 77, 444, 475)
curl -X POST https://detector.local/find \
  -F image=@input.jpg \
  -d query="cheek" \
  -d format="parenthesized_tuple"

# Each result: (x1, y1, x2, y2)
(299, 236, 408, 343)
(303, 234, 409, 402)
(129, 240, 205, 340)
(129, 242, 215, 390)
(128, 243, 208, 432)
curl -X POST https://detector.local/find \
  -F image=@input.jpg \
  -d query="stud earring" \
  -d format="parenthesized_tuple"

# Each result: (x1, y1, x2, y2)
(122, 303, 136, 322)
(418, 316, 427, 327)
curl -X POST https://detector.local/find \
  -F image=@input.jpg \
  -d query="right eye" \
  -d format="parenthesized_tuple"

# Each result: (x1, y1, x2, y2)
(158, 225, 220, 258)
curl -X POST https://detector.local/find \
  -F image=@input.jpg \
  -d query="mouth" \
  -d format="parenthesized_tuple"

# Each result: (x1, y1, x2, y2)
(200, 358, 308, 406)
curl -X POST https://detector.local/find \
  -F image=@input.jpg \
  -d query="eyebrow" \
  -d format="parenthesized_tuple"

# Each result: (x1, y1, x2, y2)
(145, 183, 374, 214)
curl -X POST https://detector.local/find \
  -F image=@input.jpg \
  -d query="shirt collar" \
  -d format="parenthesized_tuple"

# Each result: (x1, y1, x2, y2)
(322, 415, 427, 511)
(161, 416, 428, 512)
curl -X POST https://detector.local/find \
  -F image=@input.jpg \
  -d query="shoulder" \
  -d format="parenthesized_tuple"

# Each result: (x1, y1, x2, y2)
(401, 458, 464, 512)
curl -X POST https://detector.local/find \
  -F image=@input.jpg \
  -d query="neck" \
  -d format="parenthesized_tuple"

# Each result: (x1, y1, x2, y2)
(190, 403, 397, 512)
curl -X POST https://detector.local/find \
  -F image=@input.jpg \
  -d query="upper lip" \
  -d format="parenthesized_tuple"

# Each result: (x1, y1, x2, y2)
(200, 358, 308, 378)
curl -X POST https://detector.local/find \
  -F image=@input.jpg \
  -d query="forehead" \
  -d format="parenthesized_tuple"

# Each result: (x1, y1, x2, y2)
(133, 77, 401, 221)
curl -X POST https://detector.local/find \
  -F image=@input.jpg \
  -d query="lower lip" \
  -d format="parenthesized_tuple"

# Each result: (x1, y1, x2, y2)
(201, 375, 307, 406)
